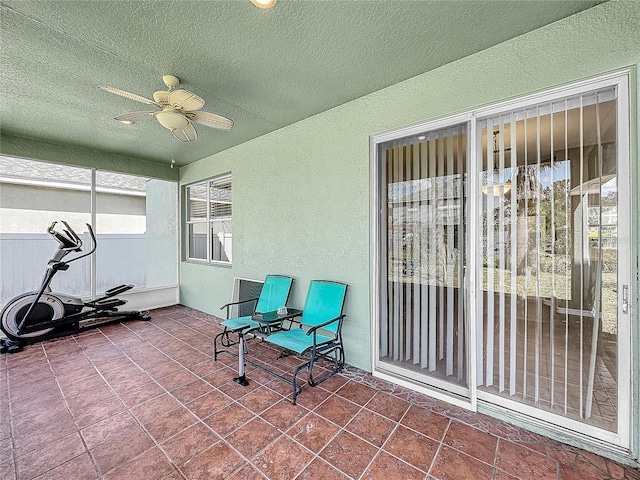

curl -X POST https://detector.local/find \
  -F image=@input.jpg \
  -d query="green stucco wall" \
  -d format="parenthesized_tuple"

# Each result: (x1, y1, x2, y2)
(179, 0, 639, 464)
(181, 0, 638, 368)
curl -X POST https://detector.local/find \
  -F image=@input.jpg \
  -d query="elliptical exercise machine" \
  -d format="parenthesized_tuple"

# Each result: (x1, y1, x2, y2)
(1, 220, 150, 353)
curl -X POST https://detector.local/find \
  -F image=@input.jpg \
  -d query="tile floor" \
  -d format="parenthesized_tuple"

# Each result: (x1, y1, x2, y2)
(1, 305, 639, 480)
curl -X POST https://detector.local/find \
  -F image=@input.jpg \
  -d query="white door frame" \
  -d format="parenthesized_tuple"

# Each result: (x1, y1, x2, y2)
(370, 70, 632, 451)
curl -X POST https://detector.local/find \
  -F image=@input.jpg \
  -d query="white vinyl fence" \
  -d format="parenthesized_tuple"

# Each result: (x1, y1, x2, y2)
(0, 233, 146, 307)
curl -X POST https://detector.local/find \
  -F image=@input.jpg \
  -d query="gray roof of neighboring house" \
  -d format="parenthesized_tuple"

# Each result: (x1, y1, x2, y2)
(0, 155, 147, 192)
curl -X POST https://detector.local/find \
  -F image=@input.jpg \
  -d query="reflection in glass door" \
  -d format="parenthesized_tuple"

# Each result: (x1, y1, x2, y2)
(475, 86, 628, 436)
(378, 124, 468, 393)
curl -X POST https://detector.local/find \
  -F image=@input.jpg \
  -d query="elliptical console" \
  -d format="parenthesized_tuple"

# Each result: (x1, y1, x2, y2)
(1, 221, 150, 353)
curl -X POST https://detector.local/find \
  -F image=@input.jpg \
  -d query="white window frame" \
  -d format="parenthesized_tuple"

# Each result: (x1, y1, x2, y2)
(186, 173, 232, 265)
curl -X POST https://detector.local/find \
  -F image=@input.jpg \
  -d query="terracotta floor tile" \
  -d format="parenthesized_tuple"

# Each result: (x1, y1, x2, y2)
(71, 395, 126, 428)
(443, 420, 498, 465)
(493, 469, 520, 480)
(107, 372, 154, 395)
(261, 397, 309, 432)
(146, 360, 186, 380)
(237, 385, 283, 414)
(345, 408, 396, 447)
(155, 368, 199, 391)
(101, 447, 175, 480)
(0, 438, 12, 465)
(218, 377, 263, 399)
(226, 417, 281, 459)
(296, 457, 350, 480)
(496, 439, 559, 480)
(430, 445, 493, 480)
(365, 391, 410, 422)
(13, 412, 78, 457)
(319, 430, 379, 478)
(159, 422, 219, 466)
(64, 384, 114, 410)
(226, 463, 268, 480)
(202, 367, 238, 387)
(186, 359, 220, 378)
(15, 431, 86, 479)
(117, 381, 165, 408)
(314, 394, 361, 427)
(0, 460, 15, 480)
(401, 404, 451, 441)
(3, 307, 636, 480)
(80, 410, 138, 450)
(185, 390, 233, 419)
(558, 462, 602, 480)
(335, 381, 378, 406)
(89, 424, 154, 474)
(293, 383, 333, 409)
(175, 349, 211, 368)
(203, 402, 255, 437)
(59, 374, 107, 398)
(33, 452, 97, 480)
(314, 373, 348, 392)
(91, 355, 133, 375)
(384, 425, 439, 472)
(142, 406, 198, 443)
(130, 393, 182, 425)
(361, 450, 426, 480)
(170, 379, 213, 404)
(181, 441, 245, 480)
(287, 412, 341, 452)
(253, 435, 314, 480)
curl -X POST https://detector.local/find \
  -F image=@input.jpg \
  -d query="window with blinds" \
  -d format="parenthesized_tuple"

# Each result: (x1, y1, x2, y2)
(186, 174, 232, 263)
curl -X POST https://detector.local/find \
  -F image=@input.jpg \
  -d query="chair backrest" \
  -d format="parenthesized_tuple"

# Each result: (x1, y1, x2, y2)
(301, 280, 347, 333)
(255, 275, 294, 314)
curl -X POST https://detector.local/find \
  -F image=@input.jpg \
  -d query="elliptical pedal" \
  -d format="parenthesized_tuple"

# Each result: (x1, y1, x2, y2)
(85, 298, 127, 309)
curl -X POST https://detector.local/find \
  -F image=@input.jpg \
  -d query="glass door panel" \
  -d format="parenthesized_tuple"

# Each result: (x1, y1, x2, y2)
(476, 88, 621, 432)
(379, 124, 468, 389)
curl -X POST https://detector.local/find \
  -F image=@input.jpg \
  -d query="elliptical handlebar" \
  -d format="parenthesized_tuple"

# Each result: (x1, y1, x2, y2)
(48, 221, 97, 263)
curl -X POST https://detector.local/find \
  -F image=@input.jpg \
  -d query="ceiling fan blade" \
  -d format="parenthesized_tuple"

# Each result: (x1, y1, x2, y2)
(113, 111, 156, 124)
(168, 89, 205, 112)
(98, 86, 162, 107)
(186, 111, 234, 131)
(171, 122, 198, 142)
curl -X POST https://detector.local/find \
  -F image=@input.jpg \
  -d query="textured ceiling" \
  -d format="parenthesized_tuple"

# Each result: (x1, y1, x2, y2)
(0, 0, 603, 166)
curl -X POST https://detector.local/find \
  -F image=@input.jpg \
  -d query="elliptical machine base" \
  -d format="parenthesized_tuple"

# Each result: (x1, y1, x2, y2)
(0, 221, 151, 354)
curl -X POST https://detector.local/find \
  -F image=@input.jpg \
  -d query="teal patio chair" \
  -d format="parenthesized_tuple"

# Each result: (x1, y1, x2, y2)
(214, 274, 293, 386)
(264, 280, 347, 404)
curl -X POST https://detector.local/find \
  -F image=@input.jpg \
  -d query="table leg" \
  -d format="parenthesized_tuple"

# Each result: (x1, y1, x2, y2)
(233, 333, 249, 386)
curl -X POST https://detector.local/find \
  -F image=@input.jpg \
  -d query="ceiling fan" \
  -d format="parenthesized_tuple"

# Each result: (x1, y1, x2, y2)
(98, 75, 233, 142)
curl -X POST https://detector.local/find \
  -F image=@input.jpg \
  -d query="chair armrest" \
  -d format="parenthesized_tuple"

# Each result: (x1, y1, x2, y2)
(220, 297, 258, 310)
(220, 297, 258, 320)
(305, 315, 346, 336)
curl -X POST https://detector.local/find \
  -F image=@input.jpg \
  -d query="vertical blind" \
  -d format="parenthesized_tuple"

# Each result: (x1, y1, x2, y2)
(476, 87, 618, 429)
(380, 124, 468, 386)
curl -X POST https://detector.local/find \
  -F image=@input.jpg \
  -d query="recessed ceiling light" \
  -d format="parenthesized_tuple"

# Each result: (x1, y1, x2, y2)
(417, 135, 426, 141)
(251, 0, 277, 9)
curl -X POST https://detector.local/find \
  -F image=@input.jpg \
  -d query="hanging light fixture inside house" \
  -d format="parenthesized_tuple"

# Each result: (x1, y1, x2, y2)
(482, 130, 512, 196)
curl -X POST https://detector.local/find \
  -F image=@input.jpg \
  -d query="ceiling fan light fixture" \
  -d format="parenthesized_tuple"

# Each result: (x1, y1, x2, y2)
(154, 109, 189, 130)
(251, 0, 276, 9)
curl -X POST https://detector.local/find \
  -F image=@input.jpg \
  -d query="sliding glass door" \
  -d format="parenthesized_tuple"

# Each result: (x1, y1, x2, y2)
(376, 124, 469, 396)
(372, 72, 631, 448)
